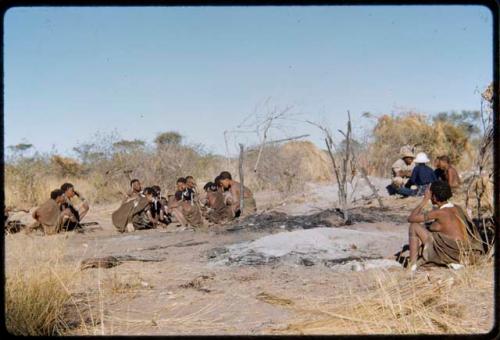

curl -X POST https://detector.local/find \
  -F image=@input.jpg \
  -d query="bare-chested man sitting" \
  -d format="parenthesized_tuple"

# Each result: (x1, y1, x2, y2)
(436, 155, 461, 192)
(122, 179, 143, 203)
(219, 171, 257, 218)
(407, 181, 483, 271)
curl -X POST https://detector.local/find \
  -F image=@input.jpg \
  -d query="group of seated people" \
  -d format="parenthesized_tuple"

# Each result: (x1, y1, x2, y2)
(28, 183, 90, 235)
(112, 171, 257, 232)
(387, 146, 461, 198)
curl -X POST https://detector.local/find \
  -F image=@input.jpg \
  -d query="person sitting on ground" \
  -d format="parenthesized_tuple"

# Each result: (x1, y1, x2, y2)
(168, 177, 204, 228)
(436, 155, 461, 192)
(122, 178, 143, 203)
(149, 185, 171, 226)
(219, 171, 257, 218)
(397, 152, 437, 197)
(202, 181, 234, 224)
(28, 189, 76, 235)
(185, 176, 198, 197)
(406, 181, 483, 271)
(60, 182, 90, 231)
(433, 157, 446, 182)
(387, 147, 415, 195)
(111, 186, 155, 232)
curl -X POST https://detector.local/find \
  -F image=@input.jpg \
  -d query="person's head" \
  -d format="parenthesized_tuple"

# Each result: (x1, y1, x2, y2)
(430, 180, 452, 204)
(400, 148, 415, 165)
(151, 185, 161, 195)
(130, 179, 142, 192)
(176, 177, 187, 191)
(414, 152, 430, 165)
(186, 176, 196, 189)
(50, 189, 65, 204)
(219, 171, 232, 189)
(143, 187, 157, 202)
(402, 156, 414, 166)
(60, 183, 75, 198)
(437, 155, 451, 169)
(203, 181, 218, 192)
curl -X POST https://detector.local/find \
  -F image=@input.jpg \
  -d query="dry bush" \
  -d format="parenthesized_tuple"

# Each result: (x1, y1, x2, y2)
(367, 113, 473, 176)
(274, 260, 493, 335)
(51, 155, 85, 177)
(241, 141, 331, 197)
(5, 235, 82, 335)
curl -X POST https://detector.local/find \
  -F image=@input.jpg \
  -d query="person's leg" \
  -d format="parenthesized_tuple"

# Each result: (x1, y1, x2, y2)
(409, 222, 431, 265)
(78, 202, 90, 221)
(386, 184, 397, 195)
(172, 208, 188, 226)
(396, 186, 416, 197)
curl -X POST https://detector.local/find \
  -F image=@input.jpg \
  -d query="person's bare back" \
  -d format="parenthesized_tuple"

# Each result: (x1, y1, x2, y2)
(427, 206, 465, 241)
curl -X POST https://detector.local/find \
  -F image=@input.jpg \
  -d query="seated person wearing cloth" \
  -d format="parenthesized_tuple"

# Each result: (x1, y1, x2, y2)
(151, 185, 172, 225)
(112, 187, 156, 232)
(397, 152, 437, 197)
(60, 182, 90, 231)
(219, 171, 257, 218)
(170, 177, 204, 228)
(406, 181, 483, 271)
(202, 181, 234, 224)
(29, 189, 76, 235)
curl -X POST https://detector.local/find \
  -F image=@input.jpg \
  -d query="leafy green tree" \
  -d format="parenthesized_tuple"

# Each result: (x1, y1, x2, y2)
(154, 131, 183, 147)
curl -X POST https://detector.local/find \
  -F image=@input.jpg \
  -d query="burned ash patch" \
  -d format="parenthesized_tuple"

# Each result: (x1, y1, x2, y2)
(208, 227, 403, 272)
(222, 207, 407, 234)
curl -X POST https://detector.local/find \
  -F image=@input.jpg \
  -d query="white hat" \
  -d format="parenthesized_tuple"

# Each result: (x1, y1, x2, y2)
(415, 152, 430, 163)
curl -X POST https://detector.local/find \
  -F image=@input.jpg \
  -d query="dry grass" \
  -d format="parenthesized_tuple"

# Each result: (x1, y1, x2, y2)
(369, 113, 474, 176)
(4, 234, 84, 335)
(272, 260, 494, 335)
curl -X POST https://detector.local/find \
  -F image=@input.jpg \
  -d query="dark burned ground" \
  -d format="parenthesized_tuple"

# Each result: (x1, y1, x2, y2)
(223, 206, 408, 233)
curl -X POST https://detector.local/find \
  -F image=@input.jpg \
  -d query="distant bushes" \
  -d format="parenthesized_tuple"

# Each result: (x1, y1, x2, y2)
(367, 113, 476, 176)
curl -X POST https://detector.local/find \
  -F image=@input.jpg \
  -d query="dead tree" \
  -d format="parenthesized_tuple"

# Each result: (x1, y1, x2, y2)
(307, 112, 355, 223)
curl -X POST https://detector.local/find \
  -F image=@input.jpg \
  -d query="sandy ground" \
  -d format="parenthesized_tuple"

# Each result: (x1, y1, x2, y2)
(6, 179, 494, 335)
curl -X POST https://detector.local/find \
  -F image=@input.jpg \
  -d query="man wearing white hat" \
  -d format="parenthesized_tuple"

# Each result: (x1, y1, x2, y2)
(387, 146, 415, 195)
(400, 152, 437, 197)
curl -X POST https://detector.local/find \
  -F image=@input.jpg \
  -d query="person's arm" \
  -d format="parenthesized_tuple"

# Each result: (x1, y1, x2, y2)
(398, 170, 412, 178)
(407, 167, 417, 186)
(447, 168, 460, 188)
(32, 208, 39, 221)
(61, 208, 77, 222)
(407, 188, 435, 223)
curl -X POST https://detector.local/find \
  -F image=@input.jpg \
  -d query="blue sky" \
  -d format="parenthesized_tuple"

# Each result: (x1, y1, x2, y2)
(4, 6, 493, 157)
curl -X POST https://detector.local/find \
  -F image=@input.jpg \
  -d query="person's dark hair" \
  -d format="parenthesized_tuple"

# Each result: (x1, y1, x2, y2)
(60, 183, 74, 192)
(430, 180, 452, 202)
(130, 179, 140, 187)
(177, 177, 187, 184)
(143, 187, 157, 197)
(219, 171, 232, 180)
(152, 185, 161, 194)
(214, 175, 222, 187)
(50, 189, 64, 200)
(186, 175, 194, 181)
(438, 155, 450, 164)
(203, 182, 218, 192)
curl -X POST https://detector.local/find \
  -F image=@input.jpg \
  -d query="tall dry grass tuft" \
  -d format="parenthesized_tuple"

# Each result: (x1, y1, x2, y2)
(275, 260, 493, 335)
(5, 234, 83, 335)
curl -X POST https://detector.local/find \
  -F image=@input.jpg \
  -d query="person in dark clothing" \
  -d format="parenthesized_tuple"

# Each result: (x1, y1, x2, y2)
(149, 186, 171, 226)
(396, 152, 437, 197)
